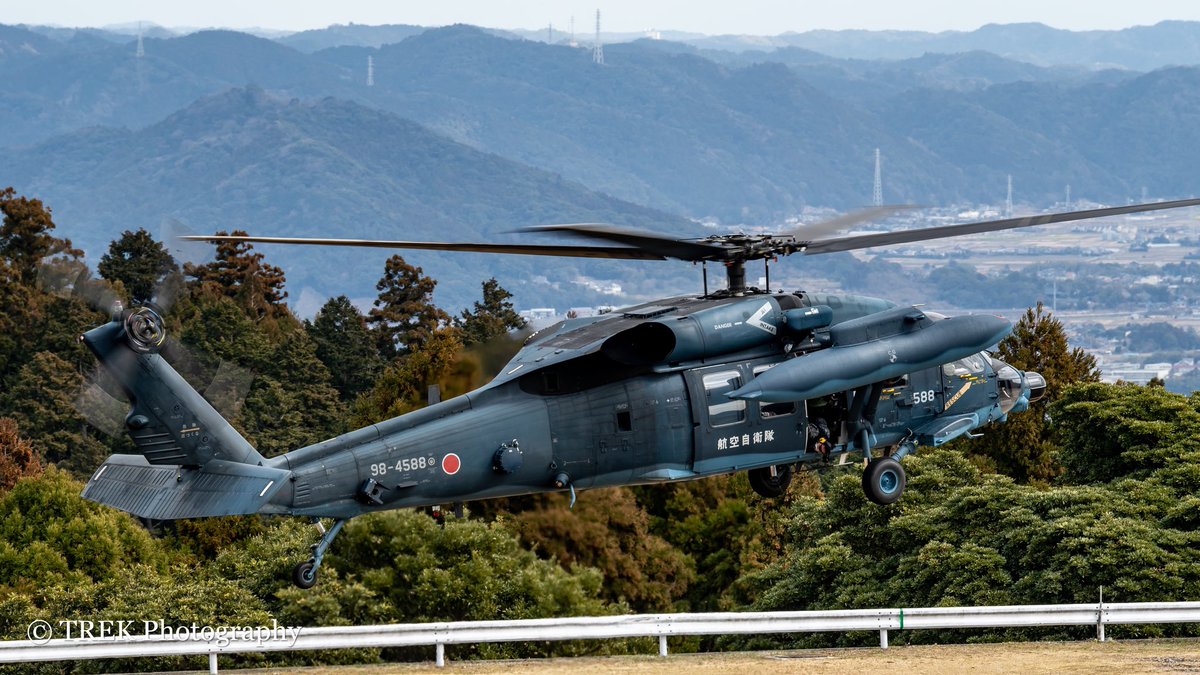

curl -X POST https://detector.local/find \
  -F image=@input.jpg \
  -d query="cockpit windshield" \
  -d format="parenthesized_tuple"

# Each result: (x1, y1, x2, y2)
(942, 352, 987, 377)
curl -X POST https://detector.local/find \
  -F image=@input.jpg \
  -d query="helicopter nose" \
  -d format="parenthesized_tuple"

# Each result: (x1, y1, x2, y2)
(1024, 371, 1047, 402)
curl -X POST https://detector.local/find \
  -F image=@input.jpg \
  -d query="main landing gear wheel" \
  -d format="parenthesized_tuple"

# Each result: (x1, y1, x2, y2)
(291, 518, 347, 589)
(292, 560, 318, 589)
(748, 464, 794, 498)
(862, 457, 906, 505)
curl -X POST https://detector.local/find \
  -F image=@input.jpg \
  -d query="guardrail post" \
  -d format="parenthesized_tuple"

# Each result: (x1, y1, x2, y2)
(658, 635, 668, 657)
(880, 628, 889, 649)
(208, 652, 218, 674)
(436, 642, 445, 668)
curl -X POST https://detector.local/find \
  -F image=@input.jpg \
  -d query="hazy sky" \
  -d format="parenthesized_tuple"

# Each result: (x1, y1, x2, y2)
(8, 0, 1200, 34)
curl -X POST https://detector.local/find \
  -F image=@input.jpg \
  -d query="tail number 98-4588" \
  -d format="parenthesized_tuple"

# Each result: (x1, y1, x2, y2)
(371, 456, 434, 476)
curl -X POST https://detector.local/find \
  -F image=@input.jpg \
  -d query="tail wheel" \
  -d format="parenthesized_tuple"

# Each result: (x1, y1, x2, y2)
(292, 560, 318, 589)
(862, 457, 906, 505)
(748, 464, 794, 498)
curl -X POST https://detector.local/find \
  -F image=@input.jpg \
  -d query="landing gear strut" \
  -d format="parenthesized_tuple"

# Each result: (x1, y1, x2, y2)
(845, 381, 908, 505)
(292, 518, 347, 589)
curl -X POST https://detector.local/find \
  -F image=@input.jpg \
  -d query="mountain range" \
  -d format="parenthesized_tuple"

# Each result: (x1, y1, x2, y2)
(4, 21, 1200, 309)
(2, 87, 694, 309)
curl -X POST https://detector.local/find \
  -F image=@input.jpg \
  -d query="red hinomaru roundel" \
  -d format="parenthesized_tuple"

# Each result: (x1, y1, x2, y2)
(442, 453, 461, 476)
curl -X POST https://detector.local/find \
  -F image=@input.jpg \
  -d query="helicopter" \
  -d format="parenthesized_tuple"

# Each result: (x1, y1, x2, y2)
(79, 198, 1200, 588)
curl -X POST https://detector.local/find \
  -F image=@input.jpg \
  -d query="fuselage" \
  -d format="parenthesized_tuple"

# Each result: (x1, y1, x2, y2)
(263, 291, 1040, 518)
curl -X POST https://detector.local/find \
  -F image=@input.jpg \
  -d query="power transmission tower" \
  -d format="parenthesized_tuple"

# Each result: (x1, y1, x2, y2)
(367, 55, 374, 87)
(1065, 184, 1072, 209)
(548, 23, 554, 43)
(135, 22, 145, 93)
(593, 10, 604, 65)
(1006, 175, 1013, 218)
(872, 148, 883, 207)
(570, 16, 577, 47)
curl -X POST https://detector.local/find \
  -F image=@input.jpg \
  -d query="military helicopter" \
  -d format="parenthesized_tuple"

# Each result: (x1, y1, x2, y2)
(79, 198, 1200, 588)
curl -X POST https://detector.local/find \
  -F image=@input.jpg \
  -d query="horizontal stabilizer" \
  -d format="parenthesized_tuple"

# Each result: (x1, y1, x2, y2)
(82, 454, 289, 520)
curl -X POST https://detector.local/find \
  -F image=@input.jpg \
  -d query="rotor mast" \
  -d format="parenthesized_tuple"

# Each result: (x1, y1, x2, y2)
(723, 260, 747, 295)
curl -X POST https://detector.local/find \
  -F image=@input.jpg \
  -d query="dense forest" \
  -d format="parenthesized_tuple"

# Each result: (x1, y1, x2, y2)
(2, 189, 1199, 671)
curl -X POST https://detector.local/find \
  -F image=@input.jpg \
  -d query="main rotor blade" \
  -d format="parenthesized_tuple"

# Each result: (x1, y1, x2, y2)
(177, 235, 668, 261)
(520, 223, 731, 261)
(801, 198, 1200, 255)
(784, 205, 920, 241)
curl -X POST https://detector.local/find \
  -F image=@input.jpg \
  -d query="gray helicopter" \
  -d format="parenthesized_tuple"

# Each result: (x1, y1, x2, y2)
(79, 198, 1200, 588)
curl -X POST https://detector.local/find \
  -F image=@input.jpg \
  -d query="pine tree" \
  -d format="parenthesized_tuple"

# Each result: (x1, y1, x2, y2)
(98, 229, 178, 305)
(959, 303, 1100, 483)
(0, 351, 108, 476)
(185, 230, 287, 320)
(456, 278, 527, 346)
(0, 257, 36, 382)
(367, 255, 449, 359)
(306, 296, 384, 401)
(250, 330, 346, 454)
(0, 187, 81, 284)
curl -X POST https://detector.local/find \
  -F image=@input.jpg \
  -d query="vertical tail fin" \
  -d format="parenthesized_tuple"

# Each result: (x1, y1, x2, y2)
(81, 308, 266, 468)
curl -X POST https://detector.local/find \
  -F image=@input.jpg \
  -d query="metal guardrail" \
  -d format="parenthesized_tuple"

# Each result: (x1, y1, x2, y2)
(3, 602, 1200, 673)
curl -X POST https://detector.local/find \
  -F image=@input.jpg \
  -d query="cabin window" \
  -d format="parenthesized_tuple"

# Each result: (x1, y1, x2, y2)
(616, 410, 633, 432)
(703, 370, 746, 427)
(753, 365, 795, 418)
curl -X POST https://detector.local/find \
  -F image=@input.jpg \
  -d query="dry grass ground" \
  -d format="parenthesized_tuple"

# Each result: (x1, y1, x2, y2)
(207, 639, 1200, 675)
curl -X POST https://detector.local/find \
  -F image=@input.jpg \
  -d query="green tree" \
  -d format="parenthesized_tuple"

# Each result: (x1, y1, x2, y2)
(0, 258, 35, 380)
(0, 186, 81, 284)
(98, 228, 179, 305)
(957, 303, 1100, 483)
(1052, 382, 1200, 485)
(288, 509, 621, 659)
(456, 278, 526, 346)
(306, 296, 384, 401)
(367, 255, 449, 359)
(185, 230, 288, 320)
(505, 488, 694, 612)
(0, 351, 108, 476)
(636, 473, 814, 614)
(0, 467, 167, 588)
(352, 326, 463, 425)
(240, 330, 347, 456)
(736, 443, 1200, 648)
(0, 418, 42, 492)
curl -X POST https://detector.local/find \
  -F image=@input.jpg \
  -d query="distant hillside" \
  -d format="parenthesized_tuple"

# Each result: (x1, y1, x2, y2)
(5, 23, 1200, 229)
(0, 29, 358, 147)
(311, 26, 1200, 215)
(1, 88, 696, 310)
(688, 21, 1200, 70)
(317, 26, 962, 220)
(277, 23, 425, 53)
